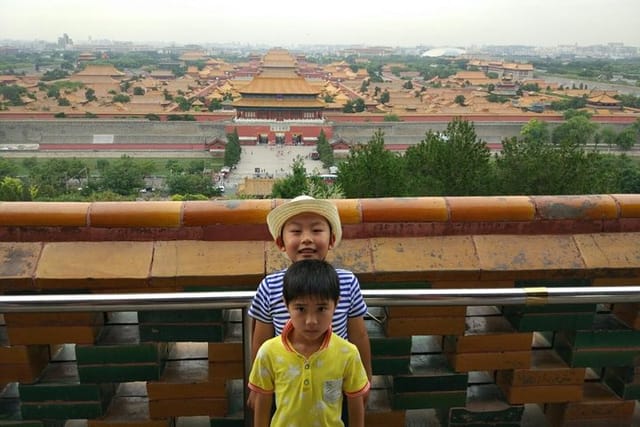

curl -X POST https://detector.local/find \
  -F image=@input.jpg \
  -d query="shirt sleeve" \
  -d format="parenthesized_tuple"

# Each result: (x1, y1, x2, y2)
(248, 341, 275, 394)
(248, 277, 273, 324)
(345, 272, 367, 318)
(342, 344, 370, 397)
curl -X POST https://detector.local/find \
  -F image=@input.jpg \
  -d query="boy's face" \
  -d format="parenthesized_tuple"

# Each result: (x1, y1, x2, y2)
(277, 213, 335, 261)
(286, 296, 337, 344)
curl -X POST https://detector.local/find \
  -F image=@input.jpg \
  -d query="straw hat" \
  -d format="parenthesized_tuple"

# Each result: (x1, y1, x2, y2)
(267, 195, 342, 247)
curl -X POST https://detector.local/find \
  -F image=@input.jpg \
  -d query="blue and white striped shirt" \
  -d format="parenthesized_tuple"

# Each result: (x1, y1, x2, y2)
(248, 268, 367, 339)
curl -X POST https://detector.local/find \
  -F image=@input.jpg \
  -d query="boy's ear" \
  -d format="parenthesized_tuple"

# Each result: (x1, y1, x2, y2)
(329, 234, 336, 249)
(275, 236, 286, 252)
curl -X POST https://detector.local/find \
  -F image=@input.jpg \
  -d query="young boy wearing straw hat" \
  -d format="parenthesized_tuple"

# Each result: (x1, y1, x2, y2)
(247, 195, 372, 416)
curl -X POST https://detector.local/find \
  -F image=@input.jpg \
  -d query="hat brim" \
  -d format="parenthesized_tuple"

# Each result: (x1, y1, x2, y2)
(267, 198, 342, 247)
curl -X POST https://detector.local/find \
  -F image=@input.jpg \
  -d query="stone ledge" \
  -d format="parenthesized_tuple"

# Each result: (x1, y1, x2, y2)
(0, 195, 638, 235)
(1, 233, 638, 293)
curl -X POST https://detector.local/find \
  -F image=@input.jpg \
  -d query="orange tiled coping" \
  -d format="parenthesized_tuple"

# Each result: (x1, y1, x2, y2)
(0, 195, 639, 242)
(0, 195, 639, 291)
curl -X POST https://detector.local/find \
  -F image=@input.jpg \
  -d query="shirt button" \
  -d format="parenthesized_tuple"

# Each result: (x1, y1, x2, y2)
(304, 379, 309, 385)
(304, 364, 310, 369)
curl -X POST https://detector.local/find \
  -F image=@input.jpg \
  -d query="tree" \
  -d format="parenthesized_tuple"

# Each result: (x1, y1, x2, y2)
(208, 99, 222, 111)
(112, 94, 130, 103)
(46, 86, 60, 99)
(337, 129, 406, 198)
(402, 80, 413, 90)
(224, 128, 241, 167)
(520, 119, 550, 144)
(174, 96, 190, 111)
(166, 173, 214, 197)
(0, 177, 30, 201)
(342, 100, 355, 113)
(454, 95, 466, 106)
(404, 118, 492, 196)
(354, 98, 366, 113)
(552, 115, 598, 146)
(0, 85, 27, 105)
(616, 127, 637, 150)
(271, 157, 309, 198)
(0, 158, 19, 179)
(26, 158, 87, 198)
(598, 126, 618, 151)
(85, 88, 97, 101)
(316, 129, 334, 168)
(379, 90, 390, 104)
(496, 119, 608, 195)
(495, 135, 562, 195)
(98, 155, 145, 196)
(133, 87, 145, 96)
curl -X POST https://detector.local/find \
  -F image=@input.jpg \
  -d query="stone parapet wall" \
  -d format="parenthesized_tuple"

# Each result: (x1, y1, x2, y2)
(0, 120, 227, 145)
(1, 195, 640, 426)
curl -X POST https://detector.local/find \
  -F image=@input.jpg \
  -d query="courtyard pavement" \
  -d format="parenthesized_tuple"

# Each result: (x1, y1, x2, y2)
(224, 145, 326, 195)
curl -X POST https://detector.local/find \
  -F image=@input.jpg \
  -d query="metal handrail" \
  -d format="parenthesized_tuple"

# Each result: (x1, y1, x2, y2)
(2, 286, 640, 313)
(2, 285, 640, 426)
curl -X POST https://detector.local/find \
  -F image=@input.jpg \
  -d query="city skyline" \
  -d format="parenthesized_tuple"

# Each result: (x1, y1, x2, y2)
(2, 0, 640, 48)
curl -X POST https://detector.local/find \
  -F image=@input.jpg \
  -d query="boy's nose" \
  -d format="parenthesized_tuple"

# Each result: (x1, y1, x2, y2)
(306, 313, 318, 325)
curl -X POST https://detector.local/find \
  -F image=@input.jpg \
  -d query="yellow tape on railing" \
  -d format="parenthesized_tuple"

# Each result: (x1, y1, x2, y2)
(524, 287, 548, 305)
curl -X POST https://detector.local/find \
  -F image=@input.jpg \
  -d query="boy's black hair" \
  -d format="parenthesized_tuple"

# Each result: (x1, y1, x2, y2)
(283, 259, 340, 304)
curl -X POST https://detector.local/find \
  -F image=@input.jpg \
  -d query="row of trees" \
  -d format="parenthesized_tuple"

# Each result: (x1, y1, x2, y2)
(335, 117, 640, 197)
(0, 156, 225, 201)
(270, 116, 640, 199)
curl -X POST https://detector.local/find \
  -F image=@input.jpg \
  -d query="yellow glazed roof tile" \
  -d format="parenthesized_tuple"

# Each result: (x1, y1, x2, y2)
(447, 196, 534, 222)
(474, 235, 585, 280)
(333, 199, 362, 225)
(0, 202, 89, 227)
(534, 195, 618, 220)
(574, 233, 640, 271)
(183, 200, 272, 226)
(35, 242, 153, 289)
(361, 197, 448, 222)
(0, 242, 42, 291)
(327, 239, 373, 279)
(151, 240, 265, 288)
(371, 236, 480, 281)
(265, 242, 288, 273)
(90, 201, 182, 227)
(611, 194, 640, 218)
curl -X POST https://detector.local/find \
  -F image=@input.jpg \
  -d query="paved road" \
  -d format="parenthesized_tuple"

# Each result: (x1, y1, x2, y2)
(540, 74, 640, 96)
(224, 145, 326, 195)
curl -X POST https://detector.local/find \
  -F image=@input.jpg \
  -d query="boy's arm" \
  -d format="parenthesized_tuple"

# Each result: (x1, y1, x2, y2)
(253, 392, 273, 427)
(347, 316, 372, 380)
(347, 395, 365, 427)
(247, 321, 275, 410)
(252, 320, 275, 362)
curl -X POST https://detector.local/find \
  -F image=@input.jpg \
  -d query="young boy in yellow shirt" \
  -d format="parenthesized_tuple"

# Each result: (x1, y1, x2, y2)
(249, 259, 370, 427)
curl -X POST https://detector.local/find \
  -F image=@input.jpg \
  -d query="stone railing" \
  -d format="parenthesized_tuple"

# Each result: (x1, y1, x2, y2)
(1, 195, 640, 426)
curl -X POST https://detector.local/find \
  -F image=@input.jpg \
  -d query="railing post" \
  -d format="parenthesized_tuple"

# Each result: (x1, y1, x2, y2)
(243, 306, 253, 427)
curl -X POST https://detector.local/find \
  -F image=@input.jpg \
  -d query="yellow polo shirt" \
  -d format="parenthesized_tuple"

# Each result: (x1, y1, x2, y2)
(249, 322, 370, 427)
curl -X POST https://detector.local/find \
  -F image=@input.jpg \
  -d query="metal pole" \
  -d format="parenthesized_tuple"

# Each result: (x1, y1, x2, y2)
(242, 307, 253, 427)
(3, 287, 640, 312)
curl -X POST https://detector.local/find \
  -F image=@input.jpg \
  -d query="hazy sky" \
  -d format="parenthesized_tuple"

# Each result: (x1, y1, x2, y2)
(2, 0, 639, 47)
